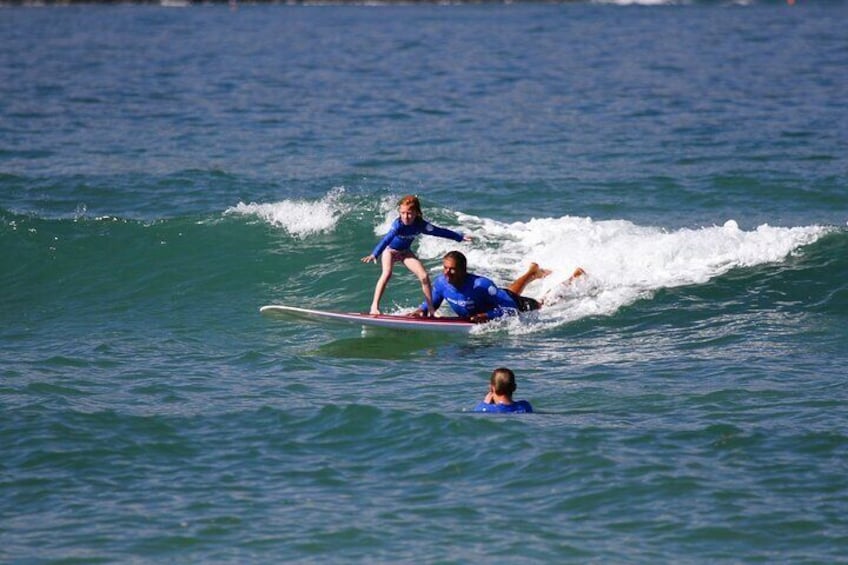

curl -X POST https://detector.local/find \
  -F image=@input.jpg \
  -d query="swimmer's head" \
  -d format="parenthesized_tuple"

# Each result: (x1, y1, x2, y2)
(490, 367, 517, 397)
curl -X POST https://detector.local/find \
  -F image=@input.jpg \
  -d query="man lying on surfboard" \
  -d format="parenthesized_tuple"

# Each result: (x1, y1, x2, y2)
(408, 250, 585, 323)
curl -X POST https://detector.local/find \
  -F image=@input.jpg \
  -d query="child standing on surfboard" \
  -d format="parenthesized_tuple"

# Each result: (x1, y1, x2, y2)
(361, 195, 471, 316)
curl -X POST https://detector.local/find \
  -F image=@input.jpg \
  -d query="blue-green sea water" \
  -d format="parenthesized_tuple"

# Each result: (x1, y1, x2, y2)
(2, 2, 847, 562)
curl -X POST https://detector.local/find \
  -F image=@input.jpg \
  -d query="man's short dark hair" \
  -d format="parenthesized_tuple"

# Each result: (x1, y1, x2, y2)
(443, 250, 467, 272)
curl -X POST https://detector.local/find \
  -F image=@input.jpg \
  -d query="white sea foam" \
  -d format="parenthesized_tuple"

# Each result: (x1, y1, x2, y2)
(225, 187, 348, 238)
(372, 194, 405, 237)
(419, 212, 830, 334)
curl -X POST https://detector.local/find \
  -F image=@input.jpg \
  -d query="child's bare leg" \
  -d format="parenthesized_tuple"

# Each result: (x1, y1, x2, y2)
(405, 257, 434, 317)
(508, 262, 552, 295)
(369, 250, 394, 314)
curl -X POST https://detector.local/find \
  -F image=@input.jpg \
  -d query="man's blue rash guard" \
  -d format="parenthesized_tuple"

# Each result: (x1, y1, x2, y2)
(371, 218, 464, 258)
(421, 273, 519, 319)
(472, 400, 534, 413)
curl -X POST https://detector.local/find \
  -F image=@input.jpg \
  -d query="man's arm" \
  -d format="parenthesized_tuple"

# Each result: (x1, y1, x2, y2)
(474, 277, 508, 321)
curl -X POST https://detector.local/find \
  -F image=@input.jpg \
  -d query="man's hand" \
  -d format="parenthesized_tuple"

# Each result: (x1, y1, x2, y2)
(469, 313, 489, 324)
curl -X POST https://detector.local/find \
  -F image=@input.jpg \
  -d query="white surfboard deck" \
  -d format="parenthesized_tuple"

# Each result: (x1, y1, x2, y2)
(260, 305, 476, 334)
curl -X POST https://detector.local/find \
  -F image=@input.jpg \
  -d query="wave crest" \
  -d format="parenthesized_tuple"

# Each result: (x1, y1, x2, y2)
(225, 187, 348, 238)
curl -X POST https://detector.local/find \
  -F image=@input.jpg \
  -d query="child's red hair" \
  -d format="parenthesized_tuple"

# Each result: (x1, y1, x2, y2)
(398, 194, 422, 217)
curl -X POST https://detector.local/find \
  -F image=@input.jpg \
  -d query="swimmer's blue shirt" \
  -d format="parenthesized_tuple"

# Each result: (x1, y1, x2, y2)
(472, 401, 533, 413)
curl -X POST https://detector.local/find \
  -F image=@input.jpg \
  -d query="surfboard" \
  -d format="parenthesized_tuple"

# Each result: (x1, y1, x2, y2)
(259, 305, 476, 334)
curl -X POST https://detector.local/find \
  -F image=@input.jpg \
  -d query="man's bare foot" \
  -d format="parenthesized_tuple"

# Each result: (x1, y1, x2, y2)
(539, 267, 588, 306)
(528, 262, 553, 281)
(369, 307, 381, 315)
(568, 267, 586, 282)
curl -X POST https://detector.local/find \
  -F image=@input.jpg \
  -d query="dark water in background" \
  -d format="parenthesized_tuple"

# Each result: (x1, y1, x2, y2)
(2, 3, 847, 562)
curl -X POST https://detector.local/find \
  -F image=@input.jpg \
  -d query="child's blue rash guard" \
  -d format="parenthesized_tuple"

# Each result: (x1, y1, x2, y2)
(371, 218, 464, 257)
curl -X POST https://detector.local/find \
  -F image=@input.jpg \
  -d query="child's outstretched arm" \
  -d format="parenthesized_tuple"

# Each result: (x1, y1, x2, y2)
(363, 222, 401, 263)
(424, 223, 470, 243)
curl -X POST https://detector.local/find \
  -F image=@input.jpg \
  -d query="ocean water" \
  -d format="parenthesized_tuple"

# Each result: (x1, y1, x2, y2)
(2, 2, 847, 562)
